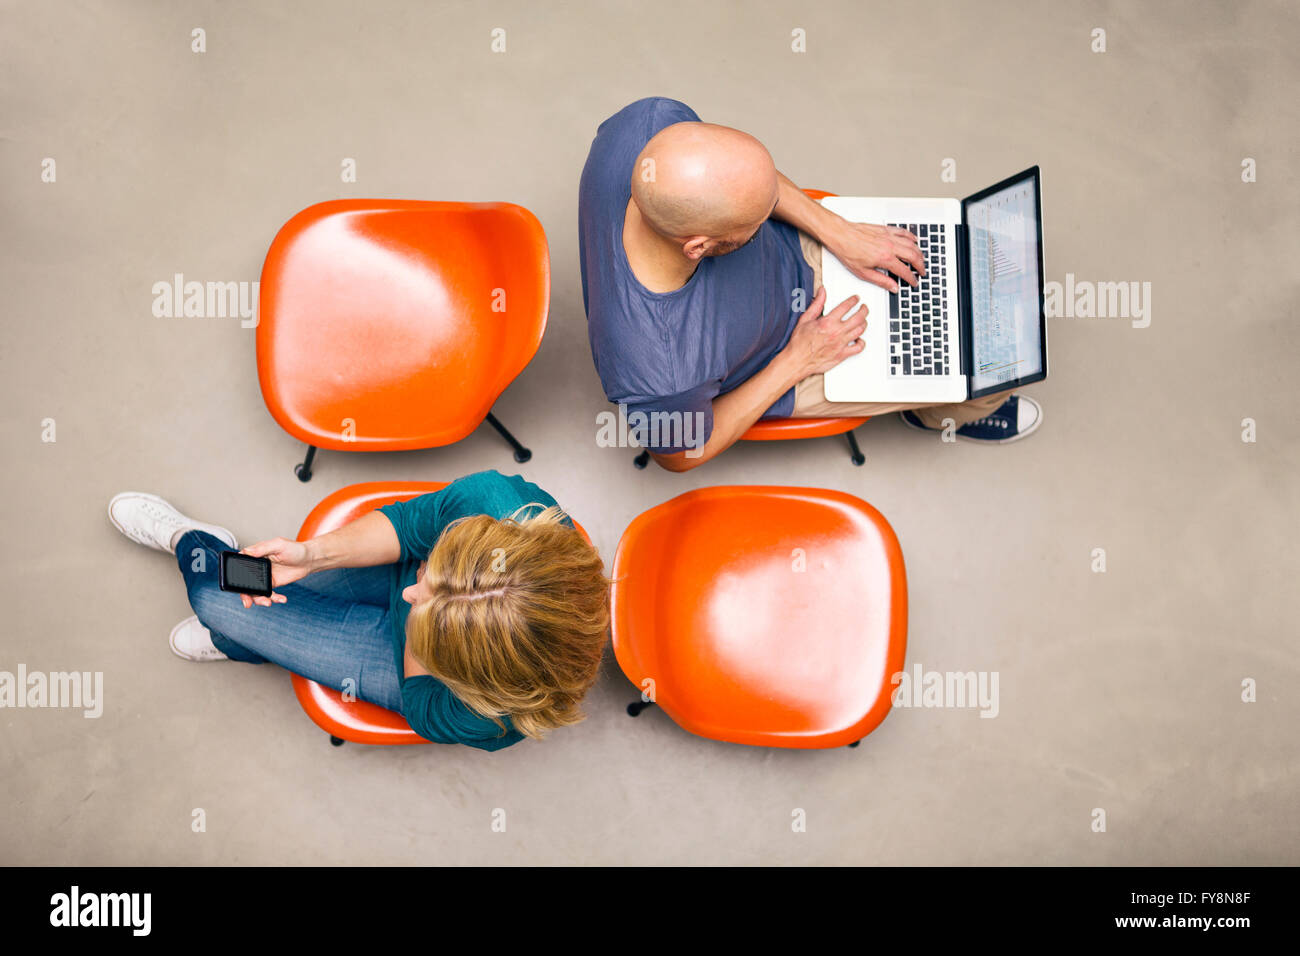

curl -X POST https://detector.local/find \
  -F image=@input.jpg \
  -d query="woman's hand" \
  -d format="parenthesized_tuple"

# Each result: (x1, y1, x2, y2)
(236, 538, 313, 608)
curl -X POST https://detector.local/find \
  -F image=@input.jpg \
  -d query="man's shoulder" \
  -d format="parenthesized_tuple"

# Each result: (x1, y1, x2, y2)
(596, 97, 701, 139)
(583, 97, 700, 204)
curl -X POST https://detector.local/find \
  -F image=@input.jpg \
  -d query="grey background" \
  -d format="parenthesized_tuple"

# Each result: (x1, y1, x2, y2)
(2, 0, 1297, 865)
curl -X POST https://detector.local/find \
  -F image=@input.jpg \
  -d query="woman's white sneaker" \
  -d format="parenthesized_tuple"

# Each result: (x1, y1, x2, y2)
(108, 492, 237, 552)
(169, 616, 229, 662)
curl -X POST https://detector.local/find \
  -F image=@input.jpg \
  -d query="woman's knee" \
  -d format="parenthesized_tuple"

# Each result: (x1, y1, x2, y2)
(174, 530, 227, 579)
(186, 574, 240, 631)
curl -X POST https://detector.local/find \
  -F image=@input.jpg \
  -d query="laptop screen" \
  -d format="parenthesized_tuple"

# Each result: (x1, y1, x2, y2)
(965, 170, 1045, 395)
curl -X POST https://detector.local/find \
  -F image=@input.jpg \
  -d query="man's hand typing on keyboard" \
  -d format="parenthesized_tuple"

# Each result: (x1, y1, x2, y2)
(822, 218, 926, 293)
(771, 174, 924, 293)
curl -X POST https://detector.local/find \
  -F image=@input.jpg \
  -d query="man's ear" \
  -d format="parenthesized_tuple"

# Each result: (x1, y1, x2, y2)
(682, 236, 710, 260)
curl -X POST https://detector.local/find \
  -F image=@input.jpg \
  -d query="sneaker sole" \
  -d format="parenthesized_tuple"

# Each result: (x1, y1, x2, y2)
(169, 616, 227, 662)
(957, 401, 1043, 444)
(899, 401, 1043, 444)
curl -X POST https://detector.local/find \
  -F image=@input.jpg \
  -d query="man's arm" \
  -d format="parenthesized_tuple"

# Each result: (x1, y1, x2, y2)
(650, 287, 866, 472)
(649, 350, 804, 473)
(772, 172, 843, 242)
(771, 171, 925, 293)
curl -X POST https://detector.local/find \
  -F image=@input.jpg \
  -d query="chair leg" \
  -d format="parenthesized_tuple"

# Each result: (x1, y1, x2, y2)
(627, 699, 655, 717)
(295, 445, 317, 482)
(845, 430, 865, 466)
(329, 735, 345, 747)
(633, 450, 650, 469)
(485, 412, 532, 463)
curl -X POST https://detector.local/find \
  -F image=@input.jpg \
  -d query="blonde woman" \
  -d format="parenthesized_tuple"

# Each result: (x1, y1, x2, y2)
(107, 470, 610, 750)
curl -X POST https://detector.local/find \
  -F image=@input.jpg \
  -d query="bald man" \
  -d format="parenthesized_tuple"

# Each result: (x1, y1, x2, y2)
(579, 97, 1040, 472)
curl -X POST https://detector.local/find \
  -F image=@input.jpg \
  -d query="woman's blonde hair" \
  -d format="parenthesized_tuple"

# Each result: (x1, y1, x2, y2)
(405, 505, 610, 740)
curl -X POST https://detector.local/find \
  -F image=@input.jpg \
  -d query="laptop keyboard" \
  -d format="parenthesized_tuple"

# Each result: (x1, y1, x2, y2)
(888, 223, 950, 376)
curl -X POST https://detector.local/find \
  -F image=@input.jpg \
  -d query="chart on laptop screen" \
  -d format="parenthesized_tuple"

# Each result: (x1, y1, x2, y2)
(968, 179, 1042, 392)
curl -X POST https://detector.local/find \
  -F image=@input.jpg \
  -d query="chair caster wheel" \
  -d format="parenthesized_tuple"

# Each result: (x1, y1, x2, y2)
(850, 453, 865, 466)
(513, 448, 532, 463)
(633, 451, 650, 470)
(295, 463, 313, 482)
(627, 700, 654, 717)
(329, 735, 345, 747)
(847, 740, 861, 748)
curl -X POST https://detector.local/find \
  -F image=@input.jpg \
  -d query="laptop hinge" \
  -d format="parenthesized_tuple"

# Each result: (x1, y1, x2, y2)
(956, 222, 973, 396)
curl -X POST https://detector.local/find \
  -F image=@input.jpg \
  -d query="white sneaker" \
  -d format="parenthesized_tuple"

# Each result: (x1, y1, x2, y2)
(108, 492, 237, 553)
(169, 615, 229, 662)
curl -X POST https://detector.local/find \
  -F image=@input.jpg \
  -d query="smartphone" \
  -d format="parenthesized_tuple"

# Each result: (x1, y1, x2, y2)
(219, 550, 274, 597)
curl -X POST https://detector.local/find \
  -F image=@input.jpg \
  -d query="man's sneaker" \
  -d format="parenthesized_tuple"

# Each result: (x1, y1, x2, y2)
(900, 394, 1042, 444)
(169, 615, 229, 662)
(108, 492, 237, 553)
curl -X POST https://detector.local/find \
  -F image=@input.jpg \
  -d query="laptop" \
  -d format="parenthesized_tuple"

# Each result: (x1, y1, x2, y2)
(820, 167, 1047, 404)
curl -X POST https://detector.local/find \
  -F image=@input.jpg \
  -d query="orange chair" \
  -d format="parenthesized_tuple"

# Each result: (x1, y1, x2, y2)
(290, 481, 588, 747)
(258, 200, 549, 481)
(611, 486, 907, 749)
(630, 189, 868, 469)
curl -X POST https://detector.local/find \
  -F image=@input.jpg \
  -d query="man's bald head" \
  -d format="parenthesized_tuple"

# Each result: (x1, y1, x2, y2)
(631, 122, 778, 243)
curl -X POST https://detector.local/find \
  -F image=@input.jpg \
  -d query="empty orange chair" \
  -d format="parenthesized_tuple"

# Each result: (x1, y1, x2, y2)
(258, 200, 549, 481)
(291, 481, 588, 746)
(611, 486, 907, 749)
(632, 189, 867, 469)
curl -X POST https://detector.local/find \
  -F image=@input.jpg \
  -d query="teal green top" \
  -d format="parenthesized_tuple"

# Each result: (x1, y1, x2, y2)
(377, 470, 567, 751)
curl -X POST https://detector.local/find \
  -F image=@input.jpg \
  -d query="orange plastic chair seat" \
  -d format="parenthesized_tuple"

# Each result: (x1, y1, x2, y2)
(611, 486, 907, 748)
(257, 200, 549, 451)
(742, 416, 869, 440)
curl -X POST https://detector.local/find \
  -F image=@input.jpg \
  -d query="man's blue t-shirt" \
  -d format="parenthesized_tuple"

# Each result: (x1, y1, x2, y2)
(377, 470, 569, 752)
(578, 97, 812, 454)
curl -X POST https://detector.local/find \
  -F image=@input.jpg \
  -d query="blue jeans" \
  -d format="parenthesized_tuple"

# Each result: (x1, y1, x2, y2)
(175, 530, 404, 712)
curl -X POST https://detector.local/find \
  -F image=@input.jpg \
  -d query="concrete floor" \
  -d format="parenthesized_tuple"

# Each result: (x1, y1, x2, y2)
(2, 0, 1297, 865)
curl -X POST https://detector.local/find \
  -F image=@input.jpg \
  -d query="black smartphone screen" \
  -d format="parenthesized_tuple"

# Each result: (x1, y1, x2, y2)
(219, 551, 273, 597)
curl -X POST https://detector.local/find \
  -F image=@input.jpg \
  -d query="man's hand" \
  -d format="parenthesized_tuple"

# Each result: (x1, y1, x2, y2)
(644, 288, 866, 474)
(825, 219, 925, 293)
(780, 286, 868, 381)
(236, 537, 313, 608)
